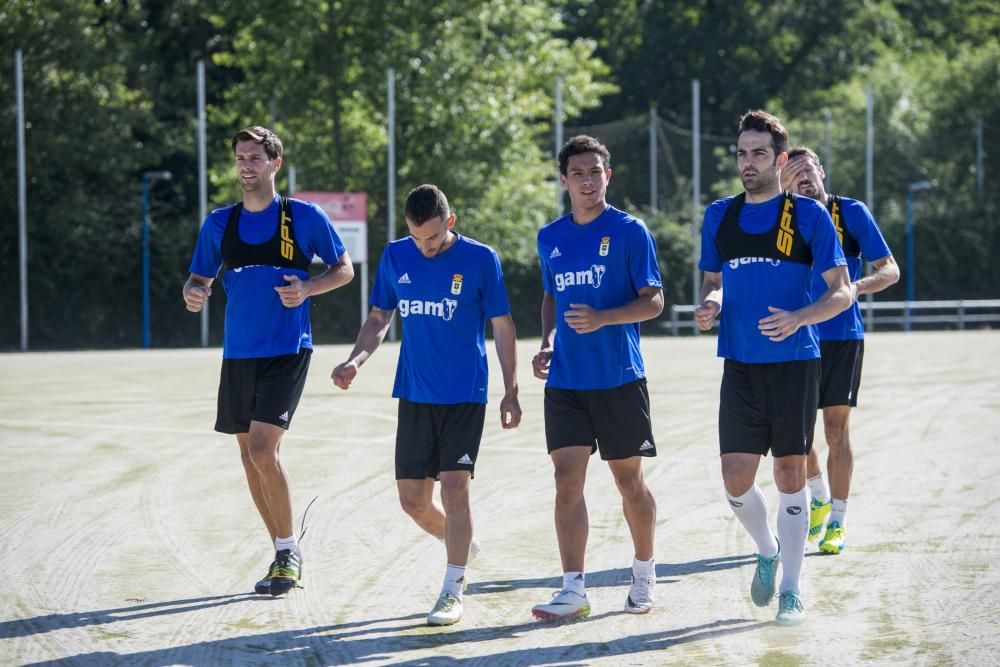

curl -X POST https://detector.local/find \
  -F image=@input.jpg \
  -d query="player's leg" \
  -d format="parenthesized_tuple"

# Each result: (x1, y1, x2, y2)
(806, 446, 831, 543)
(820, 405, 852, 554)
(532, 387, 595, 621)
(608, 456, 657, 613)
(426, 470, 473, 626)
(247, 350, 311, 596)
(770, 359, 820, 626)
(237, 433, 280, 593)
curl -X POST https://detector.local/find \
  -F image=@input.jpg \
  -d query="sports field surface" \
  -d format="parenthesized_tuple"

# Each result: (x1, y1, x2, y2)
(2, 331, 998, 666)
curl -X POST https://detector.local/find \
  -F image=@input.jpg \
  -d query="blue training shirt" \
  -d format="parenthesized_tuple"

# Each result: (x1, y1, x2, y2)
(189, 195, 346, 359)
(700, 192, 846, 363)
(371, 233, 511, 405)
(812, 196, 892, 340)
(537, 205, 663, 390)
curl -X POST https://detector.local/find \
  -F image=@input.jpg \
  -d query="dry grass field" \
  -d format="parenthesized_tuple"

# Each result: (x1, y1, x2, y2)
(2, 331, 998, 665)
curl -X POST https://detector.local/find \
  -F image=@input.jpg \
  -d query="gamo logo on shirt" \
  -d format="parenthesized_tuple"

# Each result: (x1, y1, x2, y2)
(554, 264, 607, 292)
(398, 298, 459, 321)
(727, 257, 782, 269)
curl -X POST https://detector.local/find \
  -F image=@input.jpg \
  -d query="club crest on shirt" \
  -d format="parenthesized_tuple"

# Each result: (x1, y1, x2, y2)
(599, 236, 611, 257)
(451, 274, 463, 295)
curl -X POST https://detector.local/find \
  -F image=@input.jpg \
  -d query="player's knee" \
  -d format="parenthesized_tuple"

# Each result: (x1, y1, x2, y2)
(824, 423, 850, 450)
(439, 483, 470, 514)
(397, 492, 429, 518)
(553, 467, 586, 499)
(613, 473, 647, 501)
(247, 441, 279, 470)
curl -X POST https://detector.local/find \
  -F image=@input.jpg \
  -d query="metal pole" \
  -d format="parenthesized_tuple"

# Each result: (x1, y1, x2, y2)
(649, 107, 658, 212)
(288, 165, 296, 195)
(16, 50, 28, 351)
(905, 187, 914, 331)
(387, 68, 397, 341)
(691, 79, 702, 323)
(360, 262, 369, 330)
(822, 108, 832, 192)
(976, 117, 984, 197)
(197, 59, 209, 347)
(142, 177, 151, 348)
(865, 86, 875, 331)
(555, 76, 564, 215)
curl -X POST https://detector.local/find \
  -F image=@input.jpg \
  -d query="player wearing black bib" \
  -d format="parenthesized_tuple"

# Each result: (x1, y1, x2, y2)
(183, 127, 354, 596)
(781, 147, 899, 555)
(695, 111, 852, 626)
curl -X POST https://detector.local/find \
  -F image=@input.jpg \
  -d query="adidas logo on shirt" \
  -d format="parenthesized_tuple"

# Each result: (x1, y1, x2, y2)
(278, 411, 290, 423)
(549, 247, 561, 259)
(398, 273, 411, 284)
(639, 440, 654, 451)
(457, 453, 474, 465)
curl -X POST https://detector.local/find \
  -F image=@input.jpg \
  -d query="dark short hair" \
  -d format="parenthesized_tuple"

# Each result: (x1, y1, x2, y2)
(557, 135, 611, 175)
(737, 110, 788, 156)
(787, 145, 821, 166)
(404, 184, 450, 225)
(231, 126, 283, 160)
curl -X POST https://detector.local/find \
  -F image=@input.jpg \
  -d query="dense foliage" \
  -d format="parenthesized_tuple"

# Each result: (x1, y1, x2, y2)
(1, 0, 996, 348)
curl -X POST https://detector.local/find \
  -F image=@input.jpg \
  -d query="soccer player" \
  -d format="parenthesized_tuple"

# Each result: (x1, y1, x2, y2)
(183, 126, 354, 596)
(530, 135, 664, 621)
(331, 184, 521, 627)
(694, 111, 852, 625)
(781, 146, 899, 554)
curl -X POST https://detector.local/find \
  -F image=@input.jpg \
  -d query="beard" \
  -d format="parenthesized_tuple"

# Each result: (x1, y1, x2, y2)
(742, 170, 777, 194)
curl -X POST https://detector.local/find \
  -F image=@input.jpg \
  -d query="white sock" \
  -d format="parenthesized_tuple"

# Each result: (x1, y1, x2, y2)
(633, 556, 655, 579)
(830, 498, 848, 526)
(441, 563, 466, 599)
(563, 571, 586, 596)
(777, 488, 809, 594)
(807, 473, 831, 504)
(727, 486, 778, 558)
(275, 535, 298, 553)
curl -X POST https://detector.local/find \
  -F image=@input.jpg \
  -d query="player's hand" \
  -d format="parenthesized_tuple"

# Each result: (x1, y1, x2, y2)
(183, 284, 211, 312)
(694, 301, 720, 331)
(780, 155, 808, 191)
(331, 361, 358, 390)
(499, 390, 521, 429)
(532, 350, 552, 380)
(564, 303, 606, 333)
(275, 274, 311, 308)
(758, 306, 802, 342)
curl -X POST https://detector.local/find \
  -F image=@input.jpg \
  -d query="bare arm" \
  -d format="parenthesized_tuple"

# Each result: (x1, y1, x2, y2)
(532, 292, 557, 380)
(855, 255, 900, 296)
(563, 286, 664, 334)
(182, 274, 214, 312)
(694, 271, 723, 331)
(758, 265, 853, 342)
(275, 250, 356, 308)
(331, 305, 394, 390)
(490, 313, 521, 429)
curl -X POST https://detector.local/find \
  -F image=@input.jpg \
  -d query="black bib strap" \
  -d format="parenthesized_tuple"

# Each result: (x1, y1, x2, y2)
(716, 191, 812, 265)
(221, 196, 311, 271)
(827, 195, 861, 257)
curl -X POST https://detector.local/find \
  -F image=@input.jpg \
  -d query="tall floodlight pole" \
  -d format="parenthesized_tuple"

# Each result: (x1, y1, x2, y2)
(197, 59, 209, 347)
(16, 50, 28, 351)
(865, 85, 875, 330)
(555, 76, 564, 214)
(141, 171, 173, 349)
(904, 180, 933, 332)
(387, 68, 397, 341)
(976, 117, 984, 197)
(822, 108, 832, 192)
(649, 107, 658, 212)
(691, 79, 702, 328)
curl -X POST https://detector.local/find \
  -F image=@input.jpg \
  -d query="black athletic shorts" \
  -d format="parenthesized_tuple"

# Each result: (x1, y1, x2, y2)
(544, 379, 656, 461)
(719, 358, 819, 458)
(214, 349, 311, 434)
(819, 339, 864, 408)
(395, 399, 486, 480)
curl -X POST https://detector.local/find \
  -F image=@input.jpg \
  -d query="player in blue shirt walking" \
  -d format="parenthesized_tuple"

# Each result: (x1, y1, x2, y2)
(695, 111, 853, 625)
(331, 184, 521, 626)
(531, 135, 664, 621)
(781, 146, 899, 555)
(183, 126, 355, 596)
